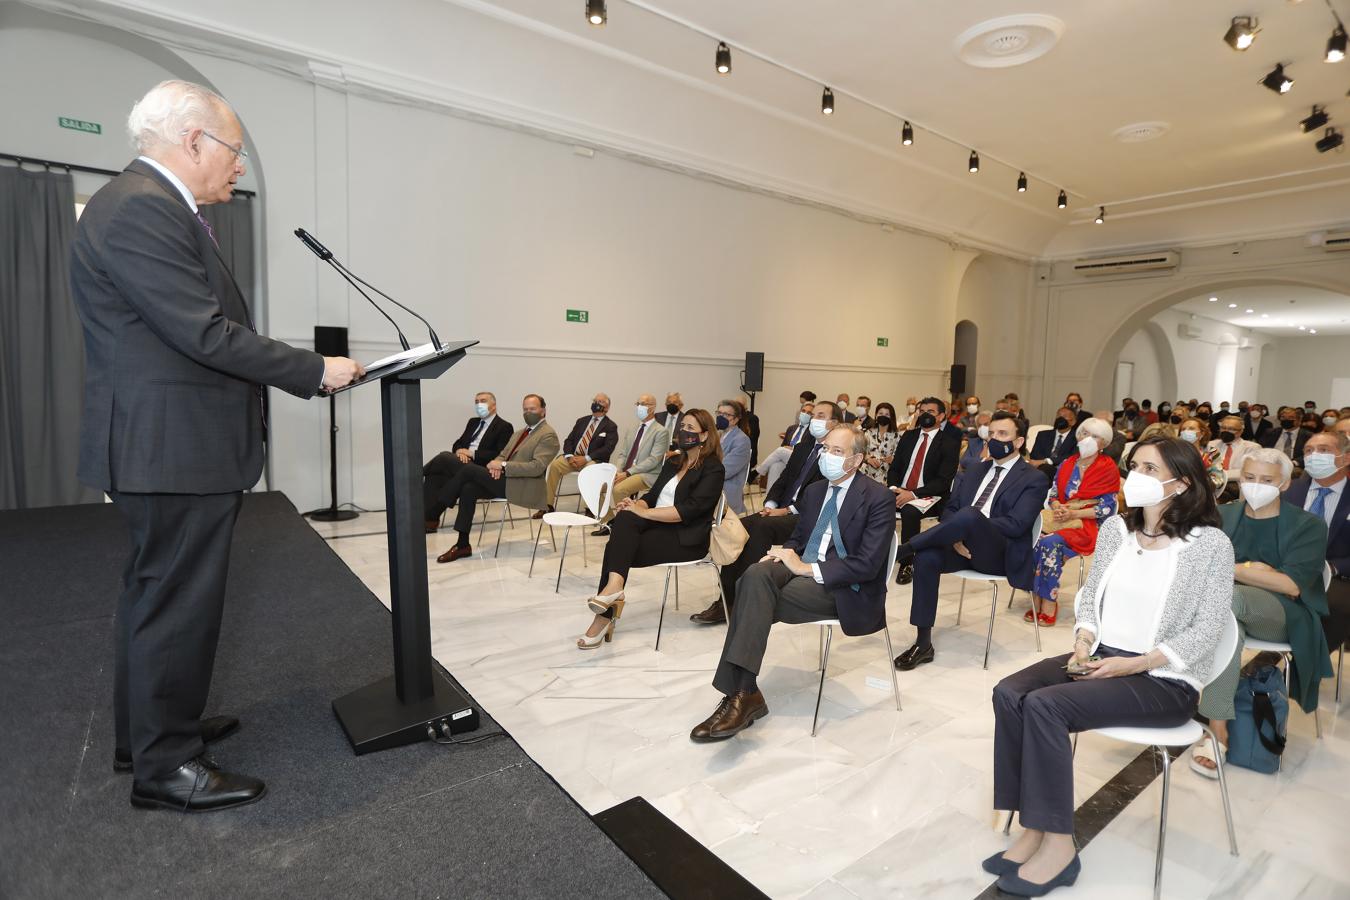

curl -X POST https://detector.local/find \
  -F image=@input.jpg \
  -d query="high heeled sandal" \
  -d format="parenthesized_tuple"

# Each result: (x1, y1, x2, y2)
(577, 614, 618, 650)
(586, 589, 625, 615)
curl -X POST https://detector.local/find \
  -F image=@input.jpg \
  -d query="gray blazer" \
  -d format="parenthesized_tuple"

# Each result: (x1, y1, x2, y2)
(71, 160, 323, 493)
(617, 419, 670, 486)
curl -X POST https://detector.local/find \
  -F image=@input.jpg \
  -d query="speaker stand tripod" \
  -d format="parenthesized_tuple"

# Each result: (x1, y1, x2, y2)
(305, 392, 360, 522)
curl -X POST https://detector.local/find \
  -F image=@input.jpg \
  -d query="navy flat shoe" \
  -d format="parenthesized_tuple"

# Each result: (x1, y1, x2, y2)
(996, 855, 1081, 897)
(980, 851, 1019, 876)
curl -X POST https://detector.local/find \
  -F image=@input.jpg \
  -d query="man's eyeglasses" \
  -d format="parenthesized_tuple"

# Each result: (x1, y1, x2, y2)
(184, 129, 249, 162)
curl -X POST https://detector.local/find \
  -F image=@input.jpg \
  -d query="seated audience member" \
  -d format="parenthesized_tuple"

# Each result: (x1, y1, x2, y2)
(1154, 400, 1172, 425)
(1065, 392, 1090, 426)
(430, 394, 559, 563)
(1114, 398, 1146, 441)
(595, 394, 670, 533)
(994, 398, 1011, 414)
(956, 396, 983, 432)
(1194, 402, 1215, 426)
(422, 391, 514, 531)
(1242, 403, 1273, 443)
(1260, 406, 1311, 465)
(1028, 407, 1077, 477)
(655, 392, 685, 427)
(539, 393, 618, 517)
(1320, 409, 1340, 432)
(576, 410, 725, 648)
(1303, 400, 1319, 415)
(855, 395, 875, 430)
(1301, 410, 1324, 434)
(1336, 415, 1350, 439)
(1176, 416, 1226, 492)
(1006, 393, 1029, 427)
(960, 411, 994, 472)
(1025, 418, 1119, 626)
(1140, 398, 1158, 425)
(717, 399, 752, 515)
(898, 396, 918, 429)
(862, 402, 901, 484)
(988, 437, 1230, 896)
(688, 424, 895, 740)
(1092, 411, 1127, 462)
(760, 401, 815, 492)
(887, 397, 963, 585)
(1190, 448, 1332, 776)
(1136, 421, 1177, 443)
(690, 402, 841, 625)
(893, 411, 1049, 669)
(837, 393, 857, 424)
(741, 394, 761, 475)
(1206, 413, 1259, 502)
(1283, 430, 1350, 655)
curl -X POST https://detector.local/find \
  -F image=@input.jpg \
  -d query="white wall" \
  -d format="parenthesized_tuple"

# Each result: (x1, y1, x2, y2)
(1258, 335, 1350, 411)
(1115, 327, 1165, 406)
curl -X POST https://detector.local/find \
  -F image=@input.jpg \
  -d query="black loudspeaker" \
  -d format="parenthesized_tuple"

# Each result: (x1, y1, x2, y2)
(314, 325, 349, 357)
(743, 351, 765, 393)
(949, 364, 967, 395)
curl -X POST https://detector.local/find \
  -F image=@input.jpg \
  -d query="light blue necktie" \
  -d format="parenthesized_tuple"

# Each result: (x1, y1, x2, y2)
(1310, 486, 1333, 521)
(804, 486, 845, 561)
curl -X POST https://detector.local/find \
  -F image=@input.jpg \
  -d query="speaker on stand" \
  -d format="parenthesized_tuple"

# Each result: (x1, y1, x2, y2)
(741, 351, 764, 415)
(949, 364, 967, 407)
(306, 325, 359, 522)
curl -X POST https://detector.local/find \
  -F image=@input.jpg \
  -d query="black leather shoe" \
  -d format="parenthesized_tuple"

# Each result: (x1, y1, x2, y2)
(114, 715, 241, 773)
(894, 642, 935, 671)
(981, 851, 1020, 876)
(130, 756, 265, 812)
(591, 525, 610, 537)
(996, 855, 1081, 897)
(689, 601, 727, 625)
(894, 562, 914, 585)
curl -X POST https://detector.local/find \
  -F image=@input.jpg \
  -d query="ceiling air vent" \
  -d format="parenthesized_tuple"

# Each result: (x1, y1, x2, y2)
(1072, 251, 1180, 276)
(1320, 229, 1350, 252)
(1177, 323, 1203, 340)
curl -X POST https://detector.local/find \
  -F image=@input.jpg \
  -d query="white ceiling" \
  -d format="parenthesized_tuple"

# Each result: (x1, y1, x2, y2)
(1172, 283, 1350, 335)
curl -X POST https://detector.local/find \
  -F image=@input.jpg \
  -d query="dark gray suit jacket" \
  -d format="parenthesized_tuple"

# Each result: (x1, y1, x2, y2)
(71, 159, 324, 493)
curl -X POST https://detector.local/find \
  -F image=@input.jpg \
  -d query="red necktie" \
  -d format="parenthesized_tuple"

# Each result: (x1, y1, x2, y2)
(505, 427, 531, 461)
(1222, 445, 1232, 469)
(575, 418, 598, 457)
(905, 432, 929, 490)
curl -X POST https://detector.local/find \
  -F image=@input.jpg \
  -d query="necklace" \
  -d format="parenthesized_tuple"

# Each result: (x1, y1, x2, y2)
(1137, 527, 1165, 553)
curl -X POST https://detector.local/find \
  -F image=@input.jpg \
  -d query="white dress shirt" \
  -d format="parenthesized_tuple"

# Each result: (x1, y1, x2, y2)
(1304, 476, 1346, 529)
(970, 456, 1017, 518)
(900, 427, 940, 489)
(137, 156, 197, 212)
(809, 473, 857, 584)
(468, 415, 495, 453)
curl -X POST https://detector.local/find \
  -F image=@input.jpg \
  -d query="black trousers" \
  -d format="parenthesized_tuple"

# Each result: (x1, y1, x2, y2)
(599, 510, 706, 592)
(110, 490, 243, 780)
(897, 494, 945, 544)
(992, 648, 1197, 834)
(423, 451, 467, 521)
(907, 506, 1009, 627)
(713, 561, 837, 694)
(718, 512, 799, 608)
(441, 464, 507, 543)
(1323, 578, 1350, 651)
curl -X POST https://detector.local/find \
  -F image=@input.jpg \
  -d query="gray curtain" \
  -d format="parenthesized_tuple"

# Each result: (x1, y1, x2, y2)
(0, 165, 100, 510)
(200, 194, 255, 308)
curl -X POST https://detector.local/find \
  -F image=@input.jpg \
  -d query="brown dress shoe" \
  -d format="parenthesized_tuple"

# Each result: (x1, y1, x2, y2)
(689, 601, 727, 625)
(531, 507, 552, 520)
(436, 545, 473, 563)
(757, 475, 768, 490)
(689, 690, 768, 742)
(425, 519, 440, 534)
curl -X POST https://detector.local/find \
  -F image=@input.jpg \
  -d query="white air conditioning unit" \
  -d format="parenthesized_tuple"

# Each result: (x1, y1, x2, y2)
(1072, 250, 1180, 276)
(1177, 323, 1203, 340)
(1319, 229, 1350, 252)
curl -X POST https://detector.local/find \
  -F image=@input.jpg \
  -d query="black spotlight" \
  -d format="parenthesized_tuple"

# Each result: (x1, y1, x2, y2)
(821, 87, 834, 115)
(1057, 189, 1067, 209)
(1316, 127, 1344, 153)
(586, 0, 605, 25)
(1302, 106, 1330, 133)
(1223, 16, 1259, 51)
(968, 150, 979, 173)
(1094, 206, 1105, 224)
(715, 42, 731, 74)
(1328, 24, 1347, 63)
(901, 121, 913, 145)
(1016, 172, 1028, 192)
(1261, 63, 1293, 94)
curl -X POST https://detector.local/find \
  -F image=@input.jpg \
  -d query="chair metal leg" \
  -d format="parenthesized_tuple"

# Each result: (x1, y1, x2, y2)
(818, 626, 826, 671)
(1337, 645, 1344, 704)
(1154, 746, 1171, 900)
(674, 567, 680, 610)
(1201, 723, 1239, 856)
(812, 625, 833, 736)
(957, 580, 967, 626)
(1003, 812, 1013, 836)
(1031, 592, 1042, 652)
(717, 570, 730, 623)
(507, 503, 516, 528)
(656, 567, 672, 651)
(494, 502, 508, 557)
(581, 527, 587, 568)
(554, 527, 571, 593)
(1071, 732, 1078, 758)
(527, 523, 544, 578)
(983, 583, 999, 670)
(477, 501, 487, 544)
(1007, 588, 1016, 610)
(882, 624, 901, 711)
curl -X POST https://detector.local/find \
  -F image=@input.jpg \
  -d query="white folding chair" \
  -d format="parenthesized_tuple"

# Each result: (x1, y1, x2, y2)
(1241, 562, 1334, 739)
(653, 495, 729, 651)
(1064, 613, 1241, 900)
(528, 463, 616, 592)
(1026, 424, 1050, 451)
(790, 534, 903, 736)
(742, 465, 759, 513)
(954, 515, 1045, 669)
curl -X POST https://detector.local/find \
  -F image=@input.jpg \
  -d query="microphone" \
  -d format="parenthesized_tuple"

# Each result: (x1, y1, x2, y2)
(294, 228, 443, 351)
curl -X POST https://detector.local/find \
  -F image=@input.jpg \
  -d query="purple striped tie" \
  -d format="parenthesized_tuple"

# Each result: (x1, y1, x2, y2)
(195, 212, 219, 249)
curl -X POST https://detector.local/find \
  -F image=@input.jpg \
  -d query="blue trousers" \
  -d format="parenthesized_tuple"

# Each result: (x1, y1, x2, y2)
(906, 506, 1009, 627)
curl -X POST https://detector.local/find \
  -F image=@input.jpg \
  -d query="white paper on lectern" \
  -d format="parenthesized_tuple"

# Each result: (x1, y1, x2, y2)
(364, 342, 435, 371)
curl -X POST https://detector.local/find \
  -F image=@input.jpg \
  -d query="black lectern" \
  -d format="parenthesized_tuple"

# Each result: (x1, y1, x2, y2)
(327, 340, 481, 754)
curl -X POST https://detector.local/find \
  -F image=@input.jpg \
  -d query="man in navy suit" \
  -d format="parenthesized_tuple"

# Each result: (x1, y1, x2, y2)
(423, 391, 514, 529)
(887, 396, 962, 584)
(1028, 406, 1077, 477)
(1260, 406, 1313, 467)
(690, 423, 897, 741)
(1285, 430, 1350, 650)
(893, 411, 1049, 669)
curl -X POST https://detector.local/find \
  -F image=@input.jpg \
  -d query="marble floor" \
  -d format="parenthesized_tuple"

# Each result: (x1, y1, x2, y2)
(311, 506, 1350, 900)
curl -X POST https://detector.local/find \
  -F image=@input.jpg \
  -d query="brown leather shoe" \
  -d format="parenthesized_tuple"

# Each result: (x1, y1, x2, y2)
(436, 545, 473, 563)
(689, 690, 768, 742)
(425, 519, 440, 534)
(532, 507, 552, 520)
(757, 475, 768, 490)
(689, 601, 727, 625)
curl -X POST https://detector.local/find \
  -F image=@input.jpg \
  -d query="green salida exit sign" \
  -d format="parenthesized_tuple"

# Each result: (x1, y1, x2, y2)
(876, 337, 889, 347)
(566, 309, 590, 323)
(58, 117, 102, 135)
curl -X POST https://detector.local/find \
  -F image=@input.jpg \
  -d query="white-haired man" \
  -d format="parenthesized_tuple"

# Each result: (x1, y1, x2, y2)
(71, 80, 363, 812)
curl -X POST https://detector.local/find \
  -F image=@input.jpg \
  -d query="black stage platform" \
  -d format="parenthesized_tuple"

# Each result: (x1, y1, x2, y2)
(0, 493, 663, 899)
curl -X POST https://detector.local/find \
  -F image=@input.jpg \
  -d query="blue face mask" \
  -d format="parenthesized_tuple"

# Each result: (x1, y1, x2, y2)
(715, 415, 729, 431)
(986, 437, 1016, 460)
(635, 405, 649, 421)
(809, 418, 830, 439)
(798, 412, 811, 427)
(817, 451, 849, 481)
(475, 402, 489, 418)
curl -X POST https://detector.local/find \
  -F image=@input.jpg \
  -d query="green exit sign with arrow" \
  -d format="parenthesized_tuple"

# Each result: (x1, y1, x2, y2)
(58, 117, 102, 134)
(566, 309, 590, 323)
(876, 337, 889, 347)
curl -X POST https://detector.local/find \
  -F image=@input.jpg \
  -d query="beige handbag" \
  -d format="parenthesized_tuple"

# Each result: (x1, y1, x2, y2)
(1040, 498, 1093, 533)
(709, 510, 749, 565)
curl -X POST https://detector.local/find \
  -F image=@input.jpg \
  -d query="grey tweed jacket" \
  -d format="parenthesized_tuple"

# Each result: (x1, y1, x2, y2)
(1074, 516, 1234, 687)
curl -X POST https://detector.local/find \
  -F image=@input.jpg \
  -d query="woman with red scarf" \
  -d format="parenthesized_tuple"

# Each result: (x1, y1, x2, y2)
(1025, 418, 1121, 625)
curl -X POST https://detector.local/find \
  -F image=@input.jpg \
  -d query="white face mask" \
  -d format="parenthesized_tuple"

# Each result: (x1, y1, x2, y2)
(1179, 430, 1198, 443)
(967, 404, 979, 415)
(1325, 416, 1339, 426)
(809, 418, 830, 439)
(1077, 436, 1098, 459)
(475, 402, 490, 418)
(906, 404, 916, 414)
(1122, 470, 1181, 508)
(977, 424, 990, 440)
(1303, 452, 1340, 479)
(856, 406, 868, 417)
(1241, 481, 1281, 510)
(635, 404, 649, 421)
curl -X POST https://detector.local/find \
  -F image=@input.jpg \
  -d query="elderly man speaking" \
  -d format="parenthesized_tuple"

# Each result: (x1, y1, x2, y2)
(71, 81, 363, 812)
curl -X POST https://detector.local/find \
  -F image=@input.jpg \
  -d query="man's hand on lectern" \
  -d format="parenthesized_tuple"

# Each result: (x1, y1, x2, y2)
(322, 356, 365, 391)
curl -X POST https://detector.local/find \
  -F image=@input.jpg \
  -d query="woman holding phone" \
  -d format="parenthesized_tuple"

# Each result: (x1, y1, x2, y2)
(984, 437, 1232, 897)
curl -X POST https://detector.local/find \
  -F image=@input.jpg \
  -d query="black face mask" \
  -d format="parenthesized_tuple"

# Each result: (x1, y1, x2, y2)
(1280, 418, 1297, 430)
(590, 402, 605, 414)
(675, 430, 703, 450)
(1169, 415, 1183, 425)
(1053, 416, 1070, 431)
(1124, 407, 1138, 417)
(1220, 431, 1236, 443)
(1067, 401, 1080, 410)
(1196, 411, 1211, 421)
(1238, 405, 1249, 413)
(916, 412, 937, 429)
(986, 437, 1016, 459)
(665, 403, 680, 416)
(876, 415, 893, 429)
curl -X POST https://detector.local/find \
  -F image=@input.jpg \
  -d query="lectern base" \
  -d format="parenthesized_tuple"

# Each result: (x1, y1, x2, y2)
(306, 508, 360, 522)
(332, 673, 478, 755)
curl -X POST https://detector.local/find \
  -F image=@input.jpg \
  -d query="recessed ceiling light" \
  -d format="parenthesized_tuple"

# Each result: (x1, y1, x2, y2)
(1223, 16, 1260, 51)
(1228, 303, 1238, 308)
(1261, 313, 1269, 318)
(1245, 308, 1255, 313)
(1298, 325, 1307, 330)
(1261, 63, 1293, 94)
(1208, 296, 1219, 302)
(1310, 328, 1318, 333)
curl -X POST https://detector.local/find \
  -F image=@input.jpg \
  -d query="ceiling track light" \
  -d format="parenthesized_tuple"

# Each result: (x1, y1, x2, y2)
(1223, 15, 1260, 50)
(1261, 63, 1293, 94)
(1094, 206, 1105, 224)
(901, 121, 913, 145)
(1328, 24, 1348, 63)
(1057, 189, 1067, 209)
(968, 150, 979, 173)
(1016, 172, 1028, 192)
(1302, 105, 1330, 132)
(1316, 126, 1344, 152)
(715, 41, 731, 74)
(821, 86, 834, 115)
(586, 0, 605, 26)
